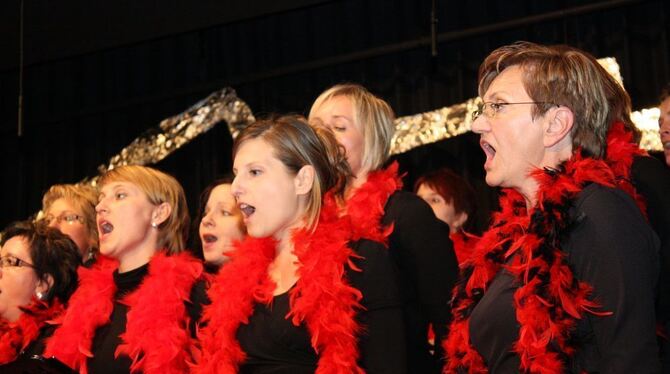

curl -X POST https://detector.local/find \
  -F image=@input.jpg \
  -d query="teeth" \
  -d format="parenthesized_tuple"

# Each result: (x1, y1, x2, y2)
(100, 222, 114, 234)
(203, 234, 217, 243)
(239, 203, 256, 217)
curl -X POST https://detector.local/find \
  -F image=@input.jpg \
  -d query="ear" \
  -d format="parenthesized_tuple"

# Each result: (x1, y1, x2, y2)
(36, 274, 54, 298)
(543, 106, 574, 149)
(294, 165, 315, 196)
(152, 202, 172, 226)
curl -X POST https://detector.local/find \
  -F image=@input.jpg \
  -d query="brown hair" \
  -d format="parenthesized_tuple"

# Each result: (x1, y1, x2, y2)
(42, 183, 99, 251)
(414, 168, 477, 232)
(309, 83, 396, 173)
(98, 165, 189, 254)
(478, 41, 636, 157)
(233, 115, 351, 230)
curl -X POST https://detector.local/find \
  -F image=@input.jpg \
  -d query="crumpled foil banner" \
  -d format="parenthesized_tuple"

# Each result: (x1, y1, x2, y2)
(390, 57, 662, 154)
(86, 87, 255, 186)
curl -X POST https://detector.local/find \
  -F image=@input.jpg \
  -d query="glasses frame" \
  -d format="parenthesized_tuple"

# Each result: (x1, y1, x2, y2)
(42, 212, 86, 226)
(472, 101, 556, 121)
(0, 254, 36, 269)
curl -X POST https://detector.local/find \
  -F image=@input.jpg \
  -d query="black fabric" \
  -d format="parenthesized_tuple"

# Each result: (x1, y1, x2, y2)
(237, 239, 406, 374)
(631, 155, 670, 371)
(380, 190, 459, 373)
(468, 184, 660, 373)
(86, 262, 207, 373)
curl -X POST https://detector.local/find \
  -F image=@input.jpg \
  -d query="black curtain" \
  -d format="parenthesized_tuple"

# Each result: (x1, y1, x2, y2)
(1, 0, 669, 232)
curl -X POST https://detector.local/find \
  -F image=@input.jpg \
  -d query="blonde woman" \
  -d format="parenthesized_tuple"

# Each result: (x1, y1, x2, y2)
(44, 166, 206, 373)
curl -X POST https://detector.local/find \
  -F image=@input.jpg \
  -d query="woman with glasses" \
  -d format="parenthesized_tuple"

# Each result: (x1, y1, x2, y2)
(42, 184, 99, 266)
(44, 165, 206, 373)
(444, 42, 660, 372)
(195, 116, 405, 373)
(309, 84, 458, 373)
(0, 221, 80, 366)
(194, 176, 246, 270)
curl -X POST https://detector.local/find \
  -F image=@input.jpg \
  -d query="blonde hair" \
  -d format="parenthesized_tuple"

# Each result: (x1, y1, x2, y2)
(309, 83, 396, 173)
(42, 184, 98, 251)
(233, 115, 351, 230)
(478, 41, 634, 158)
(98, 165, 189, 254)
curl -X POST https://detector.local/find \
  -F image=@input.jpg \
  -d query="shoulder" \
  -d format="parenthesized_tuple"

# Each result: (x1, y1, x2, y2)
(347, 239, 402, 309)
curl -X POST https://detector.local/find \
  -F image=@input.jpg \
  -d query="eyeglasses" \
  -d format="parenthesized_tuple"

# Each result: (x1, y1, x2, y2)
(42, 213, 85, 226)
(0, 255, 35, 269)
(471, 102, 556, 121)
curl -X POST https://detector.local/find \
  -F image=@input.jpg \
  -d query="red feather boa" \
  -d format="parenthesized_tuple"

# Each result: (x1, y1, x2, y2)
(0, 299, 64, 364)
(44, 252, 203, 374)
(195, 197, 365, 373)
(345, 161, 403, 244)
(443, 124, 642, 373)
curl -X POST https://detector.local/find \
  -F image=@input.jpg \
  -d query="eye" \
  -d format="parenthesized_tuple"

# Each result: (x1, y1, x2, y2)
(333, 125, 346, 132)
(222, 210, 232, 216)
(249, 169, 262, 176)
(115, 192, 127, 200)
(490, 103, 506, 112)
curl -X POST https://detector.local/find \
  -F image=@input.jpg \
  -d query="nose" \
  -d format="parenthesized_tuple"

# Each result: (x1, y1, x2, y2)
(231, 175, 243, 199)
(201, 210, 214, 227)
(95, 198, 108, 215)
(471, 115, 490, 134)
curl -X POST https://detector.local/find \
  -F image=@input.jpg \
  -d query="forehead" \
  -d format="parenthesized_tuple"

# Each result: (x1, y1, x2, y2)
(314, 95, 355, 119)
(483, 65, 529, 100)
(1, 235, 30, 258)
(208, 184, 235, 203)
(100, 181, 141, 193)
(47, 198, 78, 213)
(660, 97, 670, 113)
(234, 138, 277, 166)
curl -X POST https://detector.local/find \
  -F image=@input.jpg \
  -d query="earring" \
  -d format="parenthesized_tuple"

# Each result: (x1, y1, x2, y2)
(35, 291, 45, 301)
(151, 222, 158, 228)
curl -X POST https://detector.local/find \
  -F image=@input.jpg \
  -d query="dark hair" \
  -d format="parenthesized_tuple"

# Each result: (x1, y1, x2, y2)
(660, 83, 670, 104)
(1, 220, 81, 304)
(190, 175, 236, 259)
(233, 115, 352, 229)
(414, 168, 477, 232)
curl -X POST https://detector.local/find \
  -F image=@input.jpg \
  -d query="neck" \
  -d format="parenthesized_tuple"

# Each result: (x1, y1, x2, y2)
(345, 170, 370, 199)
(118, 247, 155, 273)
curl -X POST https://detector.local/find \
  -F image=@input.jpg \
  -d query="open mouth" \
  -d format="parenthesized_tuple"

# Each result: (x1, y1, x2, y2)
(239, 203, 256, 218)
(98, 220, 114, 235)
(202, 234, 218, 244)
(481, 140, 497, 160)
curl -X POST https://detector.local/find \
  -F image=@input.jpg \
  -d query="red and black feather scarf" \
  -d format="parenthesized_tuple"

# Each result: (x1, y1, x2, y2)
(195, 196, 366, 373)
(443, 123, 644, 373)
(44, 252, 203, 374)
(0, 299, 64, 364)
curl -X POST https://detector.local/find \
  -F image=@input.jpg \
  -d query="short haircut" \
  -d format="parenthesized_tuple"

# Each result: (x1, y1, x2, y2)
(98, 165, 189, 254)
(414, 168, 477, 232)
(42, 183, 99, 251)
(233, 115, 351, 230)
(478, 41, 636, 157)
(309, 83, 396, 173)
(1, 220, 81, 303)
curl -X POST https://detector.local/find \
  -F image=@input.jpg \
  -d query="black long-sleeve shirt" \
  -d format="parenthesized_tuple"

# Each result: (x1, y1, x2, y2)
(469, 184, 660, 373)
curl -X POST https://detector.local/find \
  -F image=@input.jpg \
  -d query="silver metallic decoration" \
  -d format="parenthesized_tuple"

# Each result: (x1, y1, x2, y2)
(88, 87, 255, 186)
(390, 57, 661, 154)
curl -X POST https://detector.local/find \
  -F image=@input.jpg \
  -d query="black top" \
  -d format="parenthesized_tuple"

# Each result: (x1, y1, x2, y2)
(381, 190, 459, 373)
(86, 263, 207, 373)
(236, 238, 406, 374)
(469, 184, 660, 373)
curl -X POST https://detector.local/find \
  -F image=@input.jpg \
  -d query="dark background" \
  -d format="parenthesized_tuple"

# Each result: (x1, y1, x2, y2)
(1, 0, 669, 235)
